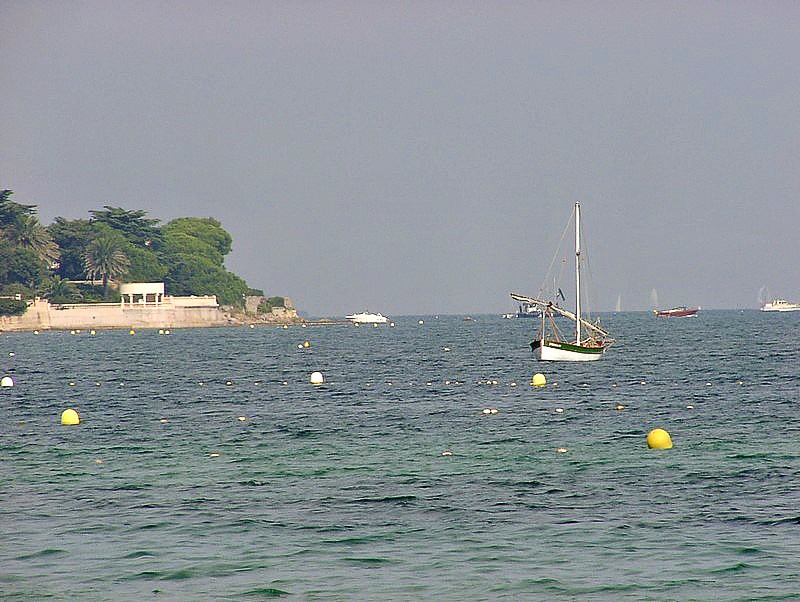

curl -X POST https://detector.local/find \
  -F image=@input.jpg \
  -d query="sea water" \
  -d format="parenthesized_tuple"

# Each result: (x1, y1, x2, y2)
(1, 312, 798, 600)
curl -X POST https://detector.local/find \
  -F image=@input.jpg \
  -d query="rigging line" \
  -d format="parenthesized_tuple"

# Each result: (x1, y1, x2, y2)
(537, 204, 575, 298)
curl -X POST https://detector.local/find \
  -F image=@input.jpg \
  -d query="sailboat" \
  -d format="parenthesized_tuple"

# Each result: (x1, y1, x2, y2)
(510, 202, 614, 361)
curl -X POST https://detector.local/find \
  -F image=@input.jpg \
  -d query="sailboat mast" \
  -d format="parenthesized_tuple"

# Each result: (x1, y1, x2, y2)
(574, 201, 581, 343)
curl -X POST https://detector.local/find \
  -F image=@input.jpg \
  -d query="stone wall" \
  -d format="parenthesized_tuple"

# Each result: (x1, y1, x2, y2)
(243, 295, 300, 322)
(0, 298, 233, 331)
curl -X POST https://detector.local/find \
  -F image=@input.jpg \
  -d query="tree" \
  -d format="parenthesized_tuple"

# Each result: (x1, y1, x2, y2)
(0, 190, 36, 228)
(1, 247, 48, 290)
(6, 214, 59, 266)
(162, 217, 232, 257)
(164, 254, 248, 306)
(123, 244, 169, 282)
(160, 217, 247, 305)
(89, 206, 163, 247)
(48, 217, 96, 279)
(44, 276, 81, 304)
(0, 190, 59, 276)
(162, 231, 224, 266)
(83, 233, 130, 297)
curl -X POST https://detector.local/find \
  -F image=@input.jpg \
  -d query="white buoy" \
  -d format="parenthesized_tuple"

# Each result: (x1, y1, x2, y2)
(310, 371, 324, 385)
(1, 376, 14, 387)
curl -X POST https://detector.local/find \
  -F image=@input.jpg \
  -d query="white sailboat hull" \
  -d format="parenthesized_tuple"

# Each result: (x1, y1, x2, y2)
(536, 340, 607, 362)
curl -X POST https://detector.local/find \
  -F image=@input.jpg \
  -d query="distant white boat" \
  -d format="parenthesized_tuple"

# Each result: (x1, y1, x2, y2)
(346, 311, 389, 324)
(761, 299, 800, 312)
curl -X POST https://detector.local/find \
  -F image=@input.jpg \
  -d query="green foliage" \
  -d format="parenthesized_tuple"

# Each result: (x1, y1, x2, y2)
(84, 232, 131, 297)
(1, 191, 57, 290)
(0, 246, 48, 289)
(164, 254, 248, 306)
(163, 217, 232, 256)
(0, 283, 35, 303)
(48, 218, 96, 279)
(124, 244, 168, 282)
(162, 231, 224, 266)
(44, 277, 82, 304)
(0, 190, 37, 227)
(258, 296, 286, 313)
(89, 206, 163, 248)
(0, 298, 27, 316)
(74, 282, 112, 302)
(2, 190, 257, 306)
(160, 217, 245, 305)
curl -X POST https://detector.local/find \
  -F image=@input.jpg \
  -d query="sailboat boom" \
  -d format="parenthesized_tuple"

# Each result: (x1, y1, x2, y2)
(509, 292, 610, 338)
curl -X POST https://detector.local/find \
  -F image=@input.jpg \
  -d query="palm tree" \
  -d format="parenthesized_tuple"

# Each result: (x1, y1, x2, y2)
(83, 234, 130, 298)
(44, 276, 80, 304)
(8, 214, 60, 267)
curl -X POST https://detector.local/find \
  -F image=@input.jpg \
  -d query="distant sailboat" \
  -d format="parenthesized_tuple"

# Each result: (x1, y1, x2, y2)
(650, 288, 659, 310)
(615, 293, 622, 313)
(511, 202, 614, 362)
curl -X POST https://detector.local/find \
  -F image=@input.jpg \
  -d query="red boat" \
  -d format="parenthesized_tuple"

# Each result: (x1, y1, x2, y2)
(653, 306, 699, 318)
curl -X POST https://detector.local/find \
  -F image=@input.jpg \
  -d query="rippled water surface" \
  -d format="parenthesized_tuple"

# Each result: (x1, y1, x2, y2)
(1, 312, 799, 600)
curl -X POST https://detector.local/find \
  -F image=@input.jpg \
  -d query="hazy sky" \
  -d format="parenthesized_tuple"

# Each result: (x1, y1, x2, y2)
(2, 1, 798, 316)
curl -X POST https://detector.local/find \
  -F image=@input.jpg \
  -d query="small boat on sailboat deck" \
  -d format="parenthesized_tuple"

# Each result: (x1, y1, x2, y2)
(653, 306, 699, 318)
(510, 201, 614, 362)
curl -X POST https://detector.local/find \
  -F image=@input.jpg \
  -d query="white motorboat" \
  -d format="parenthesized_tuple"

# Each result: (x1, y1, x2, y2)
(761, 299, 800, 312)
(345, 311, 389, 324)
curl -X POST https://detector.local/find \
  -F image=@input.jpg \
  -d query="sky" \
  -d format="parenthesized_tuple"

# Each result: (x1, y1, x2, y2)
(1, 1, 798, 316)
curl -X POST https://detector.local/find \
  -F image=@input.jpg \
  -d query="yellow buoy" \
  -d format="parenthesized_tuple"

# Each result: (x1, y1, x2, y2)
(303, 341, 310, 348)
(90, 329, 96, 335)
(61, 408, 80, 425)
(531, 373, 547, 387)
(1, 376, 14, 387)
(647, 428, 673, 449)
(129, 329, 135, 335)
(310, 371, 324, 385)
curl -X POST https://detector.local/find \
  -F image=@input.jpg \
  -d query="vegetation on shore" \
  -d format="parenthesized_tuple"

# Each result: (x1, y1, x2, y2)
(0, 189, 266, 314)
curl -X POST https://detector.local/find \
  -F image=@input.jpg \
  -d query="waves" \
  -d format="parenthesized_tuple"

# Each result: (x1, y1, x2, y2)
(1, 313, 799, 598)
